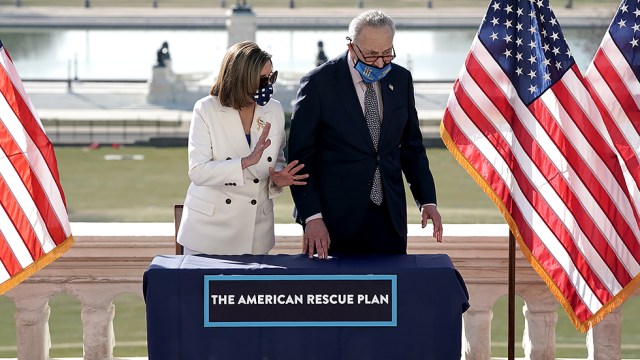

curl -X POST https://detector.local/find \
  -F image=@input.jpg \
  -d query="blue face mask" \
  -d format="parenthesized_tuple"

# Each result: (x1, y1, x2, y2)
(353, 57, 392, 84)
(253, 84, 273, 106)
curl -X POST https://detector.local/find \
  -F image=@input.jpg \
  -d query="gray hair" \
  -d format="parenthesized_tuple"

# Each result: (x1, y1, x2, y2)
(348, 10, 396, 43)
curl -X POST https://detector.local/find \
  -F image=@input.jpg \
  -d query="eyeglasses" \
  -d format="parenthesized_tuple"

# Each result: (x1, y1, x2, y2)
(352, 42, 396, 64)
(259, 71, 278, 88)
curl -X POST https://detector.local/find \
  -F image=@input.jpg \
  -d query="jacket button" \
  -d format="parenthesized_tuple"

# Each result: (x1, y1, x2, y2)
(225, 183, 229, 186)
(226, 199, 231, 204)
(251, 199, 257, 205)
(267, 156, 272, 162)
(253, 179, 259, 183)
(226, 157, 232, 160)
(232, 183, 236, 186)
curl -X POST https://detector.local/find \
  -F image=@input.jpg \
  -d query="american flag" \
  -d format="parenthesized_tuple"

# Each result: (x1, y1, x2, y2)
(0, 39, 73, 295)
(441, 0, 640, 332)
(586, 2, 640, 251)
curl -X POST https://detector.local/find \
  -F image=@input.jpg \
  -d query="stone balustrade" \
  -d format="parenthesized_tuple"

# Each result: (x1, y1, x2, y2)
(1, 223, 637, 360)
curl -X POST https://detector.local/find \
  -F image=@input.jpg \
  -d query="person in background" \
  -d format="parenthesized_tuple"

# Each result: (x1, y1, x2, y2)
(288, 10, 442, 259)
(177, 41, 307, 255)
(315, 40, 328, 67)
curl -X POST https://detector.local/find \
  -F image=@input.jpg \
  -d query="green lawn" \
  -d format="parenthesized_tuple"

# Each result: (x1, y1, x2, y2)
(56, 146, 192, 222)
(54, 146, 503, 223)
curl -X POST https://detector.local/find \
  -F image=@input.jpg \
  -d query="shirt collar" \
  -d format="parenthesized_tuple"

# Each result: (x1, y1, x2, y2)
(347, 51, 366, 87)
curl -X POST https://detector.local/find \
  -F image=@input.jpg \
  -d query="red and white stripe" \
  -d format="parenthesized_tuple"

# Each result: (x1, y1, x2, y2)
(0, 42, 72, 294)
(586, 32, 640, 226)
(442, 36, 640, 330)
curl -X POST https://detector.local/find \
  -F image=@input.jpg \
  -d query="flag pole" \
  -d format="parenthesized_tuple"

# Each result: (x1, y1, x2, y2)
(508, 230, 516, 360)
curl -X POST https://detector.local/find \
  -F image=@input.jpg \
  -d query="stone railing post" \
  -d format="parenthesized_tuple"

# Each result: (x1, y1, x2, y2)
(5, 284, 59, 360)
(587, 305, 622, 360)
(462, 283, 503, 360)
(520, 284, 558, 360)
(75, 287, 116, 360)
(14, 300, 50, 360)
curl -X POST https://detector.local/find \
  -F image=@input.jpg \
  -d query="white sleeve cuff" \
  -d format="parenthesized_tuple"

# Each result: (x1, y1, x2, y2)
(305, 213, 323, 224)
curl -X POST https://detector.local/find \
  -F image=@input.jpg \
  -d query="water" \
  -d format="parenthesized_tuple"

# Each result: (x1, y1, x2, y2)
(0, 27, 606, 81)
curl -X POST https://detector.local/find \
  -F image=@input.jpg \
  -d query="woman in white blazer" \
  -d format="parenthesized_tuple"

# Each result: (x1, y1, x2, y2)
(177, 41, 307, 255)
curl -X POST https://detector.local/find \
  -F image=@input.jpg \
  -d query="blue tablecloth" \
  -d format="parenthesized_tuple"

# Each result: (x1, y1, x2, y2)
(143, 254, 469, 360)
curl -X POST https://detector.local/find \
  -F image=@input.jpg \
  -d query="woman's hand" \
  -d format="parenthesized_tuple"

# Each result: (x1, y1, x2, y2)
(269, 160, 309, 187)
(241, 122, 271, 169)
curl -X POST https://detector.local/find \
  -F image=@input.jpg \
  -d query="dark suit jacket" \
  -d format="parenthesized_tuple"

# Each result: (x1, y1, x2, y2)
(288, 51, 437, 243)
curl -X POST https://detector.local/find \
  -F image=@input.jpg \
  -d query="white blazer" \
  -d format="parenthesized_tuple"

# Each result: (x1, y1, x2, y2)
(177, 95, 287, 255)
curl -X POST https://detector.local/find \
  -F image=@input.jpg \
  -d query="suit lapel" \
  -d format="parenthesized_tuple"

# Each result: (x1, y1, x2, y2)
(335, 52, 377, 153)
(379, 69, 398, 150)
(217, 104, 251, 159)
(246, 105, 271, 178)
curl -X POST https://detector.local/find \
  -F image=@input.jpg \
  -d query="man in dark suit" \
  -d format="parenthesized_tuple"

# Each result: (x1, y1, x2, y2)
(288, 9, 442, 259)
